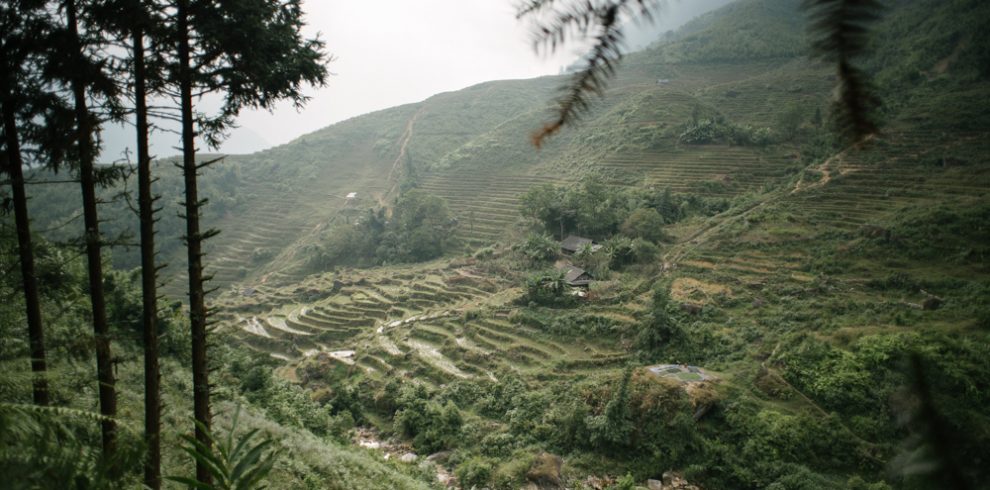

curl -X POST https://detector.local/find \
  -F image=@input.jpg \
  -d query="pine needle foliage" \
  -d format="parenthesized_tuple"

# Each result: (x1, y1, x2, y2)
(522, 0, 884, 145)
(804, 0, 883, 142)
(518, 0, 660, 147)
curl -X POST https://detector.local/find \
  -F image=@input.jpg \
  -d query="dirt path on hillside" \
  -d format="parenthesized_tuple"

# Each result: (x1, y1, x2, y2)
(662, 198, 770, 266)
(664, 137, 878, 266)
(789, 136, 876, 195)
(379, 108, 424, 209)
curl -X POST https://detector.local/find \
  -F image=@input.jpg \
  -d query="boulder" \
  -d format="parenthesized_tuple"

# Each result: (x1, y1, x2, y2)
(526, 452, 563, 488)
(661, 470, 700, 490)
(583, 476, 611, 490)
(426, 451, 450, 463)
(399, 452, 417, 463)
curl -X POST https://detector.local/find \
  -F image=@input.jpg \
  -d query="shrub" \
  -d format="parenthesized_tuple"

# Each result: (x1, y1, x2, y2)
(586, 369, 634, 449)
(522, 271, 577, 307)
(473, 246, 496, 260)
(479, 431, 516, 457)
(493, 454, 536, 489)
(620, 208, 667, 243)
(394, 386, 463, 453)
(456, 457, 494, 489)
(630, 238, 660, 263)
(636, 287, 684, 360)
(608, 473, 637, 490)
(518, 233, 558, 263)
(526, 452, 563, 487)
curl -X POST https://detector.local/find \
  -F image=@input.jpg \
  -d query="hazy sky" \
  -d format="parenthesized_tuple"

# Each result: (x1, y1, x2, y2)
(99, 0, 732, 160)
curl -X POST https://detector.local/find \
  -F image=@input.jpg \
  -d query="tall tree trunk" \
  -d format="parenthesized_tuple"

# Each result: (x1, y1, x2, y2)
(1, 95, 50, 407)
(67, 0, 116, 457)
(132, 20, 161, 489)
(177, 0, 212, 483)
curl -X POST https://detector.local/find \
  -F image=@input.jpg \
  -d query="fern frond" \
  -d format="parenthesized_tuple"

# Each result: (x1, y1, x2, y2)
(0, 401, 126, 428)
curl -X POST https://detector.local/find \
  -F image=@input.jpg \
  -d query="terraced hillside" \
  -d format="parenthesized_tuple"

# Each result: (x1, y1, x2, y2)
(202, 0, 990, 487)
(416, 170, 562, 246)
(6, 0, 989, 487)
(160, 105, 418, 297)
(215, 260, 635, 386)
(593, 145, 797, 195)
(146, 20, 838, 294)
(779, 129, 990, 231)
(218, 113, 988, 378)
(667, 121, 990, 310)
(11, 1, 827, 302)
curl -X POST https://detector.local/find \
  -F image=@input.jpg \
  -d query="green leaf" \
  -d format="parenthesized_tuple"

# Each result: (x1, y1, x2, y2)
(165, 475, 218, 490)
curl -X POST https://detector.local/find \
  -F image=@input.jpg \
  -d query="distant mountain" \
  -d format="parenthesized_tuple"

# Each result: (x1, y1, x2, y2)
(22, 0, 990, 295)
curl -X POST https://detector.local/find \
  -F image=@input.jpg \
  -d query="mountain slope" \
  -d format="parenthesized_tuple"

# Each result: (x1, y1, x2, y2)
(20, 0, 989, 298)
(200, 0, 989, 487)
(7, 0, 989, 487)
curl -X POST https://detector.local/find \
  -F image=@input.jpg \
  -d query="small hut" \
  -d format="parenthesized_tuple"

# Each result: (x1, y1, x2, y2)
(560, 235, 601, 254)
(562, 265, 593, 287)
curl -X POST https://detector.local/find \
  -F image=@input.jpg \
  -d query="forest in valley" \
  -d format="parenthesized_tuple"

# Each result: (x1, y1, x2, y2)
(2, 0, 988, 489)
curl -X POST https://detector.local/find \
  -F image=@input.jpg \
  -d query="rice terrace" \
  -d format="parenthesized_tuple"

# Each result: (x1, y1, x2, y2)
(1, 0, 988, 489)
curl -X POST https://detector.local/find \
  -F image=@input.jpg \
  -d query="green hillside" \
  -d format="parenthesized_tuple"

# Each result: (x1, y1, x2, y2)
(7, 0, 989, 487)
(199, 0, 990, 486)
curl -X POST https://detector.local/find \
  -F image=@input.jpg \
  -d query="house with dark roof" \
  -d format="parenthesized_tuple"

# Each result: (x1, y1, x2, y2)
(561, 265, 593, 287)
(560, 235, 602, 254)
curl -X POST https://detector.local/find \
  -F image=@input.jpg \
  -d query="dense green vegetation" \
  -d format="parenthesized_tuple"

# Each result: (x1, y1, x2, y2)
(520, 177, 730, 242)
(306, 190, 459, 270)
(3, 0, 989, 488)
(0, 230, 436, 488)
(21, 160, 244, 271)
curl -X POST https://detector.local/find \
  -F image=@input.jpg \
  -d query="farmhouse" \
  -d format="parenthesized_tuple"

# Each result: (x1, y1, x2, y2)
(560, 235, 602, 254)
(561, 265, 593, 287)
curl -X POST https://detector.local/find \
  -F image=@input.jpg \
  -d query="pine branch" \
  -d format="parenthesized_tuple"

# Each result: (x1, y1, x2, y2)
(804, 0, 883, 142)
(520, 0, 658, 147)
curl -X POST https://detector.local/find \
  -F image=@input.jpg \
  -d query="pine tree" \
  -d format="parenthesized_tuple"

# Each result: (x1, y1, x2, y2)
(85, 0, 166, 481)
(0, 92, 50, 407)
(0, 0, 73, 407)
(62, 0, 122, 458)
(163, 0, 328, 482)
(133, 15, 164, 488)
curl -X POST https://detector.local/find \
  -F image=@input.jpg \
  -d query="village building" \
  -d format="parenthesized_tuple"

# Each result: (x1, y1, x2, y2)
(561, 265, 593, 287)
(560, 235, 602, 254)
